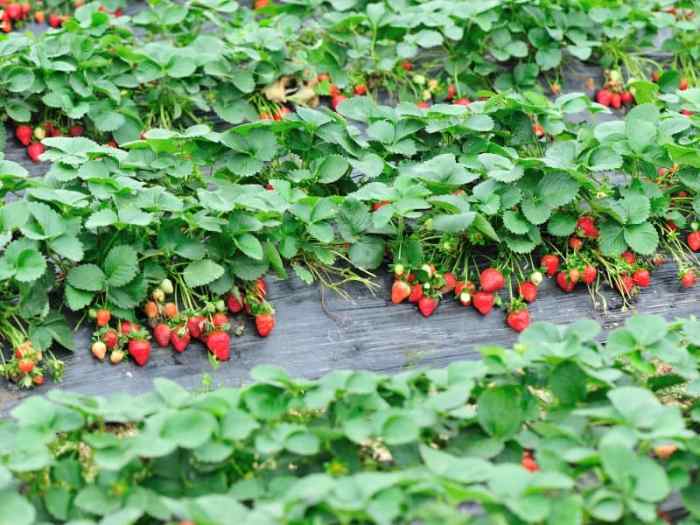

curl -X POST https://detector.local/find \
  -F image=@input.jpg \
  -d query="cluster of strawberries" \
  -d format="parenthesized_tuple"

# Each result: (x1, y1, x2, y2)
(90, 278, 276, 367)
(0, 1, 30, 32)
(14, 122, 84, 163)
(259, 105, 291, 121)
(390, 264, 537, 332)
(0, 340, 51, 388)
(594, 70, 635, 109)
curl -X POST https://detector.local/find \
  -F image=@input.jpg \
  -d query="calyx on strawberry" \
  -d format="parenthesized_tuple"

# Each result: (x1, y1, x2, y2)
(473, 291, 495, 315)
(479, 268, 505, 293)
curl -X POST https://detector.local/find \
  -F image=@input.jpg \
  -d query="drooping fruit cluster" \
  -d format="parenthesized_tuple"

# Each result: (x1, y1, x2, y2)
(14, 121, 85, 163)
(0, 340, 63, 389)
(594, 70, 634, 109)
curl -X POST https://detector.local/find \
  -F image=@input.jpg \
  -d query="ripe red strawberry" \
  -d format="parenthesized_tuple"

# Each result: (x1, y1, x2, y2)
(688, 231, 700, 252)
(416, 101, 430, 109)
(680, 78, 689, 90)
(102, 329, 118, 350)
(473, 291, 495, 315)
(27, 142, 44, 163)
(331, 94, 347, 110)
(408, 283, 423, 303)
(6, 3, 20, 20)
(418, 296, 439, 317)
(540, 254, 560, 277)
(187, 316, 205, 339)
(119, 320, 133, 336)
(610, 92, 622, 109)
(95, 308, 111, 327)
(18, 359, 34, 374)
(391, 280, 411, 304)
(521, 454, 539, 472)
(212, 312, 229, 328)
(595, 88, 612, 107)
(170, 326, 190, 352)
(153, 324, 171, 348)
(651, 70, 660, 82)
(532, 123, 545, 137)
(506, 308, 530, 332)
(48, 13, 62, 27)
(401, 61, 413, 71)
(632, 269, 651, 288)
(582, 265, 597, 285)
(556, 271, 576, 292)
(206, 331, 230, 361)
(518, 281, 537, 303)
(440, 272, 457, 293)
(354, 84, 367, 96)
(619, 274, 635, 294)
(68, 125, 84, 137)
(621, 251, 636, 265)
(128, 339, 151, 366)
(681, 270, 697, 288)
(21, 3, 30, 17)
(91, 341, 107, 360)
(255, 314, 275, 337)
(163, 302, 178, 319)
(446, 84, 457, 100)
(33, 375, 44, 386)
(227, 291, 244, 313)
(454, 97, 470, 106)
(621, 91, 634, 105)
(568, 236, 583, 251)
(479, 268, 505, 293)
(15, 125, 32, 146)
(576, 216, 599, 238)
(254, 0, 268, 9)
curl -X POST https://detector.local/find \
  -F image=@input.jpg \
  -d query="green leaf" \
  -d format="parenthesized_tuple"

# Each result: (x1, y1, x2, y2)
(477, 385, 523, 439)
(0, 491, 35, 525)
(183, 259, 225, 288)
(162, 409, 218, 449)
(349, 237, 384, 270)
(48, 235, 84, 262)
(547, 212, 577, 236)
(66, 264, 105, 292)
(381, 414, 419, 445)
(503, 210, 530, 235)
(431, 212, 476, 232)
(64, 285, 94, 311)
(285, 430, 320, 455)
(623, 223, 658, 255)
(235, 233, 264, 261)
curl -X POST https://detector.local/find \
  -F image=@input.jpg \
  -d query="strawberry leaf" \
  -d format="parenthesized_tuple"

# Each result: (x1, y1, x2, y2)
(66, 264, 106, 292)
(103, 245, 139, 287)
(183, 259, 225, 288)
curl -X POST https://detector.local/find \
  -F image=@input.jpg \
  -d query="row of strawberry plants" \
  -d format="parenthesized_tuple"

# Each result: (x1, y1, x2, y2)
(0, 314, 698, 523)
(4, 87, 700, 387)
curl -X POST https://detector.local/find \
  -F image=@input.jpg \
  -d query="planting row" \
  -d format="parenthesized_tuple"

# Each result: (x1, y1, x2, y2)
(0, 314, 699, 523)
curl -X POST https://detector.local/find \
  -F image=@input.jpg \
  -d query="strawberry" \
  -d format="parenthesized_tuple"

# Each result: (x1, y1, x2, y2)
(454, 280, 476, 296)
(153, 324, 171, 348)
(472, 291, 495, 315)
(187, 316, 205, 339)
(576, 216, 599, 238)
(34, 10, 44, 23)
(681, 109, 694, 117)
(255, 314, 275, 337)
(680, 78, 689, 90)
(418, 296, 439, 317)
(256, 277, 267, 298)
(48, 13, 62, 27)
(163, 302, 178, 319)
(416, 101, 430, 109)
(540, 254, 560, 277)
(254, 0, 268, 8)
(33, 375, 44, 386)
(619, 274, 635, 294)
(391, 280, 411, 304)
(681, 270, 697, 288)
(621, 91, 634, 105)
(521, 454, 539, 472)
(143, 301, 158, 319)
(479, 268, 505, 293)
(688, 231, 700, 252)
(151, 288, 165, 303)
(68, 125, 84, 137)
(458, 292, 471, 306)
(33, 127, 46, 140)
(212, 312, 229, 328)
(259, 112, 272, 121)
(0, 20, 10, 32)
(568, 236, 583, 251)
(446, 84, 457, 100)
(632, 269, 651, 288)
(454, 97, 470, 106)
(91, 341, 107, 360)
(102, 329, 118, 350)
(652, 254, 666, 267)
(582, 265, 597, 285)
(118, 320, 133, 335)
(27, 142, 45, 163)
(331, 94, 347, 110)
(206, 331, 230, 361)
(6, 3, 20, 19)
(110, 349, 125, 364)
(96, 308, 111, 327)
(15, 125, 32, 146)
(128, 338, 151, 366)
(408, 283, 423, 303)
(532, 123, 545, 137)
(401, 61, 413, 71)
(170, 326, 190, 352)
(595, 88, 612, 107)
(227, 290, 244, 313)
(530, 271, 543, 286)
(556, 271, 576, 293)
(506, 308, 530, 332)
(621, 251, 636, 265)
(654, 444, 677, 460)
(610, 92, 622, 109)
(354, 84, 367, 96)
(440, 272, 457, 293)
(518, 281, 537, 303)
(18, 359, 34, 374)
